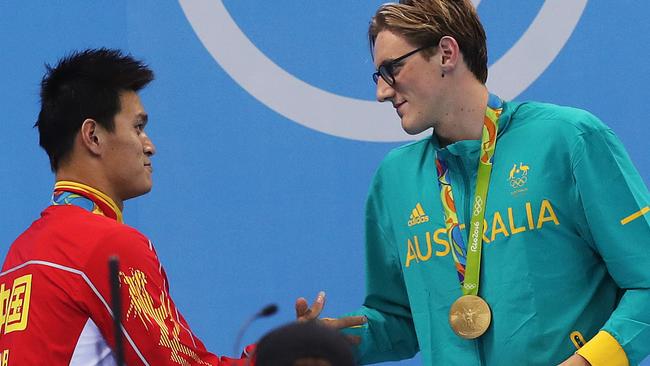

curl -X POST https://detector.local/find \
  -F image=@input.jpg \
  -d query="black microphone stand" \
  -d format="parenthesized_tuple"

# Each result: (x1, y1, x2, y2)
(109, 256, 125, 366)
(233, 304, 278, 357)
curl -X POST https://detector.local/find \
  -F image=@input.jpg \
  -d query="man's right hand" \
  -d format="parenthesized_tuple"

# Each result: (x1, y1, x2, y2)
(295, 291, 367, 344)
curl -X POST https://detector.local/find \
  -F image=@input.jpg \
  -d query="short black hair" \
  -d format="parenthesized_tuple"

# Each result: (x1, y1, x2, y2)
(35, 48, 154, 171)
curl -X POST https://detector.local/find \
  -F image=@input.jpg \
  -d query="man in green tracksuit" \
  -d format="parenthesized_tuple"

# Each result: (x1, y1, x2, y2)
(345, 97, 650, 365)
(296, 0, 650, 365)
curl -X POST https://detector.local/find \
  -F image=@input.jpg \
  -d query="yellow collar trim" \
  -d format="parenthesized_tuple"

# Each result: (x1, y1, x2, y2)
(54, 181, 123, 223)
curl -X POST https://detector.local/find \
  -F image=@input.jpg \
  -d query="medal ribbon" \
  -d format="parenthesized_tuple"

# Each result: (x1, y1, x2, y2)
(435, 95, 502, 296)
(51, 180, 123, 223)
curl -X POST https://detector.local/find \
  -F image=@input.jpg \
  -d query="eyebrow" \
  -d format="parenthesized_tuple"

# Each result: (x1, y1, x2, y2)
(374, 58, 396, 70)
(379, 55, 404, 67)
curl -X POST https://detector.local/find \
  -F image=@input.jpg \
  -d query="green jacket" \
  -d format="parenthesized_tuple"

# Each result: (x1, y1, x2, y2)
(345, 100, 650, 365)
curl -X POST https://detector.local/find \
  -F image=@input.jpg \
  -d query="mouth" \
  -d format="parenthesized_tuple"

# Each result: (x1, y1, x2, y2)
(394, 101, 406, 117)
(144, 163, 153, 172)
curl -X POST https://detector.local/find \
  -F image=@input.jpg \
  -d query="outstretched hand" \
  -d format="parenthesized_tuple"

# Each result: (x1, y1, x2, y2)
(295, 291, 367, 344)
(295, 291, 326, 322)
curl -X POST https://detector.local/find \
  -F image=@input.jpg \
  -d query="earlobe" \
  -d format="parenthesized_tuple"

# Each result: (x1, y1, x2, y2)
(80, 119, 102, 155)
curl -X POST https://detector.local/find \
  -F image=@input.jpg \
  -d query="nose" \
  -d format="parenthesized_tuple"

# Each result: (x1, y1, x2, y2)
(142, 133, 156, 157)
(376, 77, 395, 103)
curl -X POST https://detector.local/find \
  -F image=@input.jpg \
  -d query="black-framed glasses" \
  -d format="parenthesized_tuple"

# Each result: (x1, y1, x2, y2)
(372, 45, 434, 86)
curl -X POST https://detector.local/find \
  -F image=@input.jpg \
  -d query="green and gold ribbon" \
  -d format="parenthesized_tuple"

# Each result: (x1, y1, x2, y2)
(435, 94, 503, 296)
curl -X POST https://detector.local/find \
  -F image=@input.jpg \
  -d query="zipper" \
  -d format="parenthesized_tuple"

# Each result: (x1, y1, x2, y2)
(454, 155, 472, 231)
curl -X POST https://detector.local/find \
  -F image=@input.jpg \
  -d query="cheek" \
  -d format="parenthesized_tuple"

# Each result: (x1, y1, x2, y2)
(110, 139, 143, 168)
(124, 137, 144, 155)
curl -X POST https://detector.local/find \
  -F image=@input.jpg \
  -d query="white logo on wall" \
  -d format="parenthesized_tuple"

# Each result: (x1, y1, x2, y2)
(179, 0, 587, 142)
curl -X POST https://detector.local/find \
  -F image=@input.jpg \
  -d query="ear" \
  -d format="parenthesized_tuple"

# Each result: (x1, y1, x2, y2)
(79, 119, 103, 156)
(438, 36, 461, 71)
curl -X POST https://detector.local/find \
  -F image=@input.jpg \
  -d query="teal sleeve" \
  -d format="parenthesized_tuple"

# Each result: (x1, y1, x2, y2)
(572, 125, 650, 364)
(342, 172, 419, 364)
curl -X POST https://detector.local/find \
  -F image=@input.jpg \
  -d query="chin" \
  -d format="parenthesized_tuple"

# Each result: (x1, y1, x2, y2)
(141, 183, 153, 195)
(123, 185, 153, 201)
(401, 121, 427, 135)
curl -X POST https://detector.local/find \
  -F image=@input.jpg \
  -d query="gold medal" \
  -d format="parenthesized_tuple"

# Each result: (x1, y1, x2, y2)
(448, 295, 491, 339)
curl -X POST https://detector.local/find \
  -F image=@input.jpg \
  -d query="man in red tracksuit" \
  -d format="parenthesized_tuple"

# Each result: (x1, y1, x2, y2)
(0, 48, 252, 365)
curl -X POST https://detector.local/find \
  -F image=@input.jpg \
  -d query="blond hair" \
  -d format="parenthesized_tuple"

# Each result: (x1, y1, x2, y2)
(369, 0, 488, 83)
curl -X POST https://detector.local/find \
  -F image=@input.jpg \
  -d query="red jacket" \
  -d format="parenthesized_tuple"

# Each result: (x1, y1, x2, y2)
(0, 181, 253, 365)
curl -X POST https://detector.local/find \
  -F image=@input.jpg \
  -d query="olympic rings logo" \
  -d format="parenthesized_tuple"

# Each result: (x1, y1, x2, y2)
(509, 175, 528, 188)
(463, 283, 477, 290)
(473, 196, 484, 217)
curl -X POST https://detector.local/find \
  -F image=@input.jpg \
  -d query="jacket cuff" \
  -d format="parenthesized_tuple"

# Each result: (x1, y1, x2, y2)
(576, 330, 629, 366)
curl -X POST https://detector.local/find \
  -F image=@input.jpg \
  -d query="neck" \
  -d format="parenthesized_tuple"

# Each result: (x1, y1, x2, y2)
(55, 169, 124, 211)
(52, 180, 124, 222)
(434, 83, 488, 147)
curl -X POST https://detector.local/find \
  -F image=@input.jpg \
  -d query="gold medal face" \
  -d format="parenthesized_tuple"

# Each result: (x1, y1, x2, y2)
(449, 295, 491, 339)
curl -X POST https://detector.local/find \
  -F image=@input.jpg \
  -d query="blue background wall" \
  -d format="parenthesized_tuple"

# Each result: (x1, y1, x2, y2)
(1, 1, 649, 364)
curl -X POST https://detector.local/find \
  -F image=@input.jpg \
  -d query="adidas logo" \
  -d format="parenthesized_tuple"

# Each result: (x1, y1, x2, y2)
(408, 203, 430, 227)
